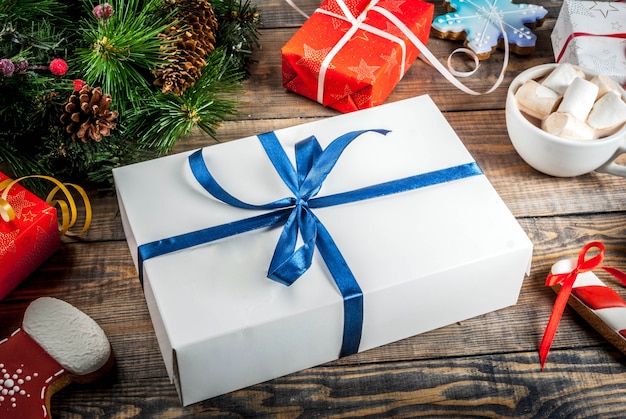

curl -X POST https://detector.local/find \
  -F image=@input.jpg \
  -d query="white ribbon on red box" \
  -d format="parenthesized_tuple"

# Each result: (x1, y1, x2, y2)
(284, 0, 509, 96)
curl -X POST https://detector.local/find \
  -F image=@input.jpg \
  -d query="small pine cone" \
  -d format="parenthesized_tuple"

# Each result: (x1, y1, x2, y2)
(59, 84, 119, 142)
(154, 0, 219, 95)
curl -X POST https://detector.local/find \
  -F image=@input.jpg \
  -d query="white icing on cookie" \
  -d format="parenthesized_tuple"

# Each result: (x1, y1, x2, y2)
(22, 297, 111, 376)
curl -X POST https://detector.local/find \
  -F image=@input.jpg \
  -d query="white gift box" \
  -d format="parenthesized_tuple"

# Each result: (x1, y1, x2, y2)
(113, 95, 533, 406)
(551, 0, 626, 85)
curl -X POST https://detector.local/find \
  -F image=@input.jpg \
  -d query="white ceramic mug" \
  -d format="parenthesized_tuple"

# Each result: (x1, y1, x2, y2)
(506, 63, 626, 177)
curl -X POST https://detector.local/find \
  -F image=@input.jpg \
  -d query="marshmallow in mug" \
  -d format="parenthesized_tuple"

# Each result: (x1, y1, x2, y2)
(514, 63, 626, 140)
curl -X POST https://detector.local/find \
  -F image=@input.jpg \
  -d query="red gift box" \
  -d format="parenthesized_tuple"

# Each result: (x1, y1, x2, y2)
(0, 173, 61, 300)
(281, 0, 434, 113)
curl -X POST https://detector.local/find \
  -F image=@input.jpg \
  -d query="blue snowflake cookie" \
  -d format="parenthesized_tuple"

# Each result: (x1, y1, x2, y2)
(431, 0, 548, 59)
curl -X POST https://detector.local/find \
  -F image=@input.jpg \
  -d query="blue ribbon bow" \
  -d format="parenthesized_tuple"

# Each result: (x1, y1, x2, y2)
(138, 129, 483, 357)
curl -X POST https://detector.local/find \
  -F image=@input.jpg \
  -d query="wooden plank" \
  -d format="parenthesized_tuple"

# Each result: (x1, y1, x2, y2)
(47, 348, 626, 418)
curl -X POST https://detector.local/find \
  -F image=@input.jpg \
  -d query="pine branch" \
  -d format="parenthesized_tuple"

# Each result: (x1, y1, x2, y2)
(129, 47, 244, 154)
(38, 127, 150, 184)
(212, 0, 260, 69)
(1, 18, 74, 73)
(1, 0, 261, 187)
(0, 0, 70, 24)
(74, 0, 174, 111)
(0, 134, 48, 178)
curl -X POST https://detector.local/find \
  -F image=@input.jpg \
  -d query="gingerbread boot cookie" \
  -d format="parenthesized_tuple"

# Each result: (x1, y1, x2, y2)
(0, 297, 114, 418)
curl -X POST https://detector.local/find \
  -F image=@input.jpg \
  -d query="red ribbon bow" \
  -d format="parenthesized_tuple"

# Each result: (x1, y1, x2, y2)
(539, 241, 626, 369)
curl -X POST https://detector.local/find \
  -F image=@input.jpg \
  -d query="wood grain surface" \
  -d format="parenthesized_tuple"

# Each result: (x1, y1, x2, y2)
(3, 0, 626, 417)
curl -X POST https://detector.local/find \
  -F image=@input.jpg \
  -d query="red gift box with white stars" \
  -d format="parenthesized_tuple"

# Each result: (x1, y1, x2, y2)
(281, 0, 434, 113)
(0, 172, 60, 300)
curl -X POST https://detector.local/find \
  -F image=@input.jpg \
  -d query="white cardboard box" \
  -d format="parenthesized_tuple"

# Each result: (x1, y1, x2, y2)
(113, 95, 533, 406)
(551, 0, 626, 85)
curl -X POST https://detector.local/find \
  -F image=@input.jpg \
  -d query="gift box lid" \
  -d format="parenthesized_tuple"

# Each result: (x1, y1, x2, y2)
(113, 94, 533, 405)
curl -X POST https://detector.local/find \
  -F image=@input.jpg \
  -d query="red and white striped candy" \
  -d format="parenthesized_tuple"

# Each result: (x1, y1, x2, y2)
(552, 259, 626, 346)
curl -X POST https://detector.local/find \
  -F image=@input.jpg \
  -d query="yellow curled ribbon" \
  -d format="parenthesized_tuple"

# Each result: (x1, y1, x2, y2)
(0, 175, 92, 236)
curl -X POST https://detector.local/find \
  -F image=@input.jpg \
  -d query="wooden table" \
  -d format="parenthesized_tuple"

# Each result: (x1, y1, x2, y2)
(3, 0, 626, 416)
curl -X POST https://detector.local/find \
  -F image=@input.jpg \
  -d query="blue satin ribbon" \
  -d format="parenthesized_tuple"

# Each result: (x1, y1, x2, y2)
(138, 129, 483, 357)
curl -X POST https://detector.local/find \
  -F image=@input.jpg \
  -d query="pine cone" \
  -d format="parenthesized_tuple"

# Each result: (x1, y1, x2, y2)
(154, 0, 219, 95)
(60, 85, 119, 142)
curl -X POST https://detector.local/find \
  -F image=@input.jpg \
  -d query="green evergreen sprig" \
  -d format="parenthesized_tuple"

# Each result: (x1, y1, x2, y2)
(130, 47, 244, 154)
(74, 0, 174, 111)
(0, 0, 260, 188)
(213, 0, 260, 69)
(0, 0, 70, 24)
